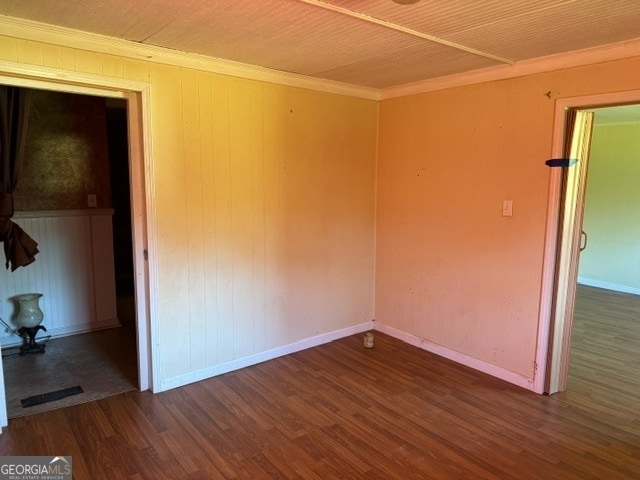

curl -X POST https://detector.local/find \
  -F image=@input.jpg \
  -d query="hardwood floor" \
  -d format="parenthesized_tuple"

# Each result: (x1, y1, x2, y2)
(1, 285, 638, 479)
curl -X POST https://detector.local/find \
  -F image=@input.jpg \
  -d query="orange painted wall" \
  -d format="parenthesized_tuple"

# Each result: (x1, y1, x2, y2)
(376, 55, 640, 379)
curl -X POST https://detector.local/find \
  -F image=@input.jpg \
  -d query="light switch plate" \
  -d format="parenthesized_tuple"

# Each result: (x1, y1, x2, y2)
(502, 200, 513, 217)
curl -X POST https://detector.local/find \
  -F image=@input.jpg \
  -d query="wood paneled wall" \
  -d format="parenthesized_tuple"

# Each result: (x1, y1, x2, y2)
(151, 68, 378, 386)
(0, 36, 378, 390)
(0, 210, 118, 346)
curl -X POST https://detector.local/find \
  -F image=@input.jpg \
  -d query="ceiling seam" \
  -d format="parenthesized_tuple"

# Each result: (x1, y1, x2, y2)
(296, 0, 514, 65)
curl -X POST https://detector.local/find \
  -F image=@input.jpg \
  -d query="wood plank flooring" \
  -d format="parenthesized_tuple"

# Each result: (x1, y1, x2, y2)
(1, 285, 638, 479)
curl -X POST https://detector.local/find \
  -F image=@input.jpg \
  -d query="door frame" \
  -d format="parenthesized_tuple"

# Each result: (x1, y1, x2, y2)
(0, 60, 159, 428)
(535, 89, 640, 394)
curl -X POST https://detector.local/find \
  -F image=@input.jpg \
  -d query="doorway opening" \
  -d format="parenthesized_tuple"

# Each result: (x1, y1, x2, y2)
(537, 90, 640, 395)
(0, 64, 155, 427)
(1, 91, 137, 419)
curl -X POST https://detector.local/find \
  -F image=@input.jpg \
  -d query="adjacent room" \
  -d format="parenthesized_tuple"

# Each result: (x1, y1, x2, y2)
(568, 105, 640, 400)
(0, 89, 138, 419)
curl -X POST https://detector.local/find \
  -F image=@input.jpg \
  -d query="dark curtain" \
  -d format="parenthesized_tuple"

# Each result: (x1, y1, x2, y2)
(0, 86, 39, 271)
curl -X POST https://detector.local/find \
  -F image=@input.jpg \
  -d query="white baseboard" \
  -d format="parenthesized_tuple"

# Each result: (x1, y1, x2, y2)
(577, 277, 640, 295)
(374, 322, 536, 392)
(160, 319, 538, 393)
(159, 321, 375, 391)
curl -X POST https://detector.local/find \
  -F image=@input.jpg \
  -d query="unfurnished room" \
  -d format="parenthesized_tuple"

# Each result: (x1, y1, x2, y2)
(0, 1, 639, 478)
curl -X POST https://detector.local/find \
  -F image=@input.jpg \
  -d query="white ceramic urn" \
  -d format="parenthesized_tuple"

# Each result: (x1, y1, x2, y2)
(14, 293, 44, 328)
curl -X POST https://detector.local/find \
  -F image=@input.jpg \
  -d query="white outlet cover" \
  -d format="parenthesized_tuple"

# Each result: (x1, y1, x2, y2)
(502, 200, 513, 217)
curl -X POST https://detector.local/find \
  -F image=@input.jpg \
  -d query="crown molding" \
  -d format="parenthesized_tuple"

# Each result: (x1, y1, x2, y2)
(4, 14, 640, 103)
(0, 15, 380, 101)
(380, 38, 640, 100)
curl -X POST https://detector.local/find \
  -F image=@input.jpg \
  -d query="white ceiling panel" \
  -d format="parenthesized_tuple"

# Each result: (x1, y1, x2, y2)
(2, 0, 640, 89)
(144, 1, 427, 75)
(323, 0, 571, 38)
(0, 0, 197, 41)
(446, 0, 640, 61)
(313, 42, 501, 88)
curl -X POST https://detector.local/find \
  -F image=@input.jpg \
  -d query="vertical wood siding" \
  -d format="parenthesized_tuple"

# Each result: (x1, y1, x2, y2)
(0, 211, 118, 345)
(0, 36, 378, 386)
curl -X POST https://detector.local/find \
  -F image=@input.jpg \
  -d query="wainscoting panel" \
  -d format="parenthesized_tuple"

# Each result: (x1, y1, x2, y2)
(0, 209, 119, 347)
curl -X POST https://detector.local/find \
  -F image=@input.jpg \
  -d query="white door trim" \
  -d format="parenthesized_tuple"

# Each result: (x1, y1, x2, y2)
(535, 89, 640, 394)
(0, 60, 160, 427)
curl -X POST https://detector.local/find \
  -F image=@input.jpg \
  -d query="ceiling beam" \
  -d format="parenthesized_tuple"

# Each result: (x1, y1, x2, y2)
(297, 0, 514, 65)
